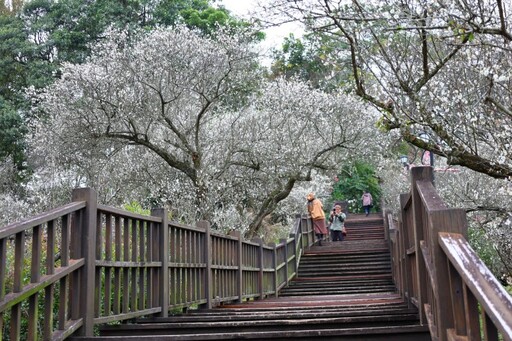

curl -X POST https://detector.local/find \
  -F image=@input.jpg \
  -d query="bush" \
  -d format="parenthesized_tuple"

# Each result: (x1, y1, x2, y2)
(329, 161, 382, 213)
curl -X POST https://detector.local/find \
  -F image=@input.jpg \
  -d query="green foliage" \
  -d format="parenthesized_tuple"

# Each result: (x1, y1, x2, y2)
(391, 141, 410, 156)
(153, 0, 209, 26)
(468, 225, 501, 276)
(0, 99, 26, 161)
(330, 161, 382, 213)
(180, 6, 228, 32)
(0, 12, 55, 179)
(0, 0, 252, 187)
(123, 201, 151, 216)
(0, 0, 24, 15)
(270, 32, 352, 91)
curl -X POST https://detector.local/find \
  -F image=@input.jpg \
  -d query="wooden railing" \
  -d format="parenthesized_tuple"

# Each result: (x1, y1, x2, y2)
(0, 188, 316, 340)
(387, 166, 512, 341)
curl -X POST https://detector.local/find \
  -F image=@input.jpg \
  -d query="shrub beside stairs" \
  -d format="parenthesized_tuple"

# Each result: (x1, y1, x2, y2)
(72, 213, 431, 340)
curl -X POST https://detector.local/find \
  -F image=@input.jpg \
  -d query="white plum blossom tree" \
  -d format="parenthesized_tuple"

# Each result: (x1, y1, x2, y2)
(35, 26, 379, 237)
(260, 0, 512, 278)
(261, 0, 512, 178)
(206, 79, 380, 236)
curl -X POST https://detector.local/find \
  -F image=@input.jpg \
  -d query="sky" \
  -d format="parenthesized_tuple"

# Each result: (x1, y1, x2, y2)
(220, 0, 304, 64)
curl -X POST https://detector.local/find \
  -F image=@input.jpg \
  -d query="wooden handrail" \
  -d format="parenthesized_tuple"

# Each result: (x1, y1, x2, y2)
(0, 188, 314, 340)
(386, 166, 512, 341)
(5, 176, 510, 341)
(0, 199, 87, 340)
(0, 201, 86, 239)
(439, 232, 512, 339)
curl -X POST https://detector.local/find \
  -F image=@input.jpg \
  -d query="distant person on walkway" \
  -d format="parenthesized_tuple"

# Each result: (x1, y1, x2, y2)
(329, 204, 346, 241)
(361, 190, 373, 216)
(306, 192, 328, 246)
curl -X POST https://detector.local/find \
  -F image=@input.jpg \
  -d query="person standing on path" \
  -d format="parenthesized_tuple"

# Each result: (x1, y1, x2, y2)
(306, 192, 328, 246)
(361, 190, 373, 216)
(329, 204, 346, 241)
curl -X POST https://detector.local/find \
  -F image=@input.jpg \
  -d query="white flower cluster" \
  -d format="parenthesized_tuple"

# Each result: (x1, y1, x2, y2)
(13, 25, 382, 238)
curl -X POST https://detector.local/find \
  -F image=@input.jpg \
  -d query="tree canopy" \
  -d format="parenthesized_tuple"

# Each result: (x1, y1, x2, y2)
(262, 0, 512, 179)
(0, 0, 250, 184)
(1, 0, 510, 280)
(260, 0, 512, 280)
(35, 26, 378, 237)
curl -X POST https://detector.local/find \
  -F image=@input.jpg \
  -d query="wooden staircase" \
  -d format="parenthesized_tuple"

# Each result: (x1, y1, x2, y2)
(72, 213, 431, 340)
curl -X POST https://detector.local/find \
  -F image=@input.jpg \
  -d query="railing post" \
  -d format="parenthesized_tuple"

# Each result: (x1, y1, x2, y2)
(197, 221, 212, 309)
(151, 208, 169, 317)
(305, 215, 313, 248)
(391, 225, 401, 295)
(429, 208, 468, 341)
(71, 188, 97, 336)
(270, 242, 278, 297)
(399, 193, 413, 307)
(291, 236, 298, 279)
(292, 214, 301, 269)
(410, 166, 433, 324)
(280, 238, 288, 286)
(228, 230, 243, 303)
(382, 209, 390, 242)
(300, 215, 309, 248)
(251, 237, 264, 300)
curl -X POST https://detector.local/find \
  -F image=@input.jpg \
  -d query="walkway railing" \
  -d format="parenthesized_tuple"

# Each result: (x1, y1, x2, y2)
(0, 188, 316, 340)
(4, 168, 511, 341)
(387, 166, 512, 341)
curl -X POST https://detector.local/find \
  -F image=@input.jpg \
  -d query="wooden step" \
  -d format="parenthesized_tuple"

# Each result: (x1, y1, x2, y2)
(72, 325, 431, 340)
(136, 306, 417, 322)
(96, 315, 423, 336)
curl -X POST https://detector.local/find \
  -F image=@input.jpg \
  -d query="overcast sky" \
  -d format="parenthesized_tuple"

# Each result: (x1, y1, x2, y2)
(220, 0, 255, 16)
(220, 0, 303, 64)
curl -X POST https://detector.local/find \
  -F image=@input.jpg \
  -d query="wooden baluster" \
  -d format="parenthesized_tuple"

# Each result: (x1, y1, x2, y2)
(43, 220, 56, 339)
(280, 238, 288, 287)
(228, 230, 243, 303)
(197, 221, 211, 309)
(151, 208, 168, 317)
(104, 214, 112, 316)
(270, 243, 278, 297)
(94, 211, 102, 318)
(399, 193, 413, 308)
(251, 238, 264, 300)
(482, 308, 499, 341)
(464, 286, 481, 341)
(122, 217, 130, 314)
(113, 216, 121, 315)
(27, 224, 42, 340)
(130, 219, 137, 311)
(10, 231, 25, 340)
(0, 237, 6, 338)
(59, 215, 70, 330)
(138, 220, 145, 309)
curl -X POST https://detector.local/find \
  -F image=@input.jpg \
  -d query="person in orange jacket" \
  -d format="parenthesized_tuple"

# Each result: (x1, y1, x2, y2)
(306, 192, 328, 246)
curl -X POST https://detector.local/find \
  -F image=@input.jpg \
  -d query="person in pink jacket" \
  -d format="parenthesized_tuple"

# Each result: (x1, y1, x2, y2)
(361, 190, 373, 216)
(306, 192, 328, 246)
